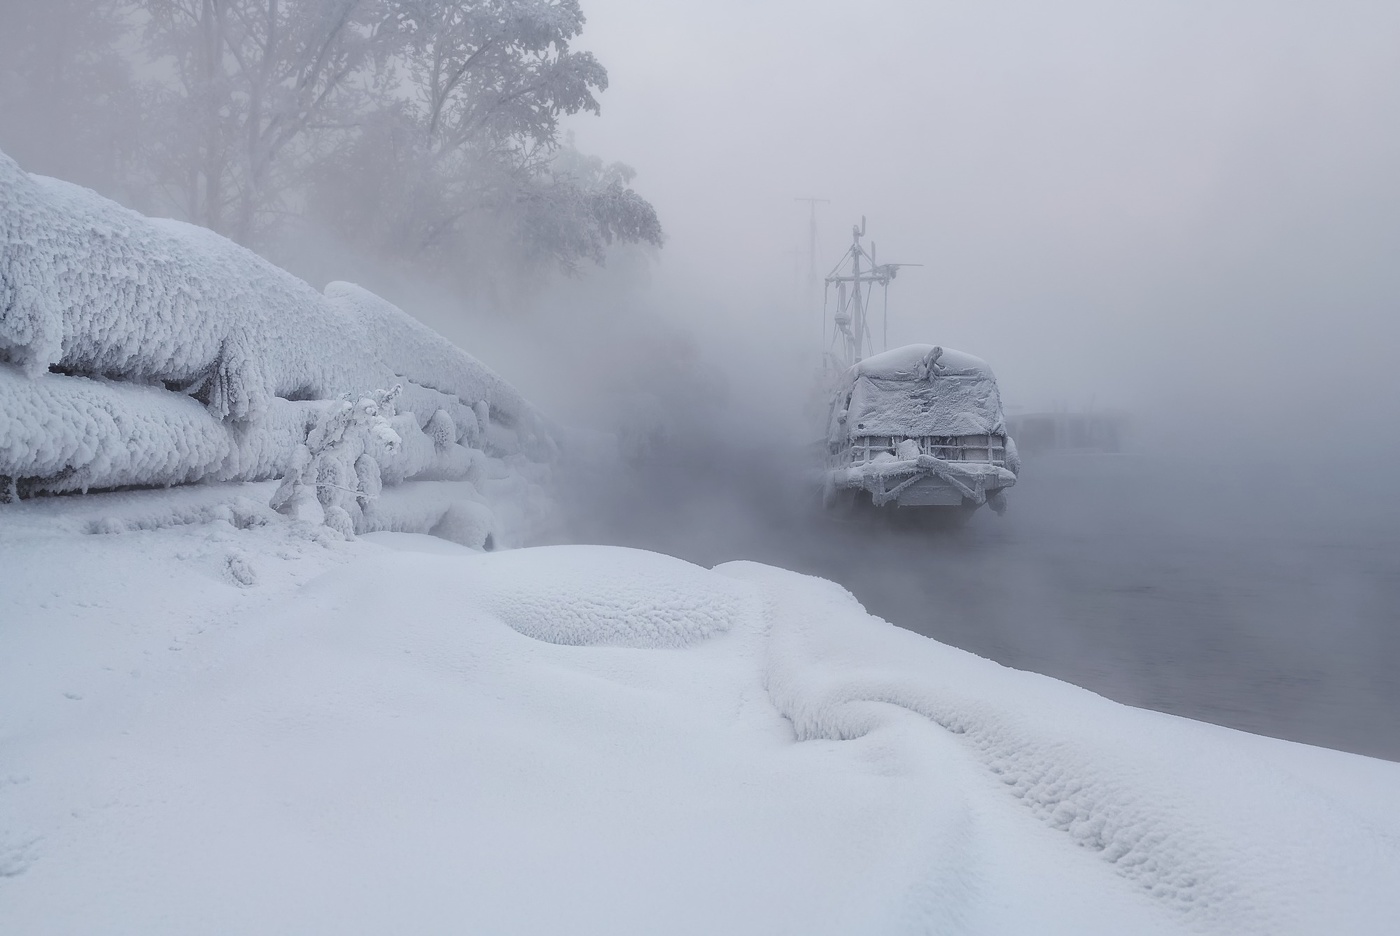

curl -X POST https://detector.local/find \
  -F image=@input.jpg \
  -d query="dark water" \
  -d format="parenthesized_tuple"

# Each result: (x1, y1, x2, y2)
(563, 448, 1400, 761)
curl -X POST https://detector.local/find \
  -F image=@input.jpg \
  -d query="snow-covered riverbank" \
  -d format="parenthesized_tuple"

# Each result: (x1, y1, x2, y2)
(2, 491, 1397, 935)
(4, 143, 1398, 935)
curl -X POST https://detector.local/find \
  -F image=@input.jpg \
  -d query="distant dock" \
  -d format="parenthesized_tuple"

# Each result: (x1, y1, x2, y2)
(1006, 410, 1130, 456)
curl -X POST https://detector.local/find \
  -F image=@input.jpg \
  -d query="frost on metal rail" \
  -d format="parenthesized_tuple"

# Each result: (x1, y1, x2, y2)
(841, 433, 1010, 467)
(823, 344, 1020, 515)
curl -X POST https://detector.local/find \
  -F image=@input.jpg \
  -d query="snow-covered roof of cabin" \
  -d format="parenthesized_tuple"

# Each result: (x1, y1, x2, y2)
(832, 343, 1008, 439)
(851, 344, 995, 382)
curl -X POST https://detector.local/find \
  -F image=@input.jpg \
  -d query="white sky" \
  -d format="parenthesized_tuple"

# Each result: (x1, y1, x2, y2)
(562, 0, 1400, 440)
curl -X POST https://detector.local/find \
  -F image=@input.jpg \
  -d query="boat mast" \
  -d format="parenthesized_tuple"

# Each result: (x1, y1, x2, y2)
(825, 219, 918, 366)
(849, 221, 865, 360)
(795, 197, 829, 339)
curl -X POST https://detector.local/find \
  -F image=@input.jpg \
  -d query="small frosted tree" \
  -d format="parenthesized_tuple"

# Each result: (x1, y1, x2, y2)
(270, 385, 404, 538)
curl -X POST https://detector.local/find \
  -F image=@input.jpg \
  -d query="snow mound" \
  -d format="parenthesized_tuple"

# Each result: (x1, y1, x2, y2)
(0, 363, 230, 494)
(0, 149, 543, 437)
(0, 148, 556, 544)
(2, 155, 332, 416)
(475, 546, 757, 648)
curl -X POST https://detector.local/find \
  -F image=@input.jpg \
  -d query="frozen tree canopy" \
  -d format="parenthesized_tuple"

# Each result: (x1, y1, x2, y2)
(0, 148, 554, 545)
(0, 0, 662, 287)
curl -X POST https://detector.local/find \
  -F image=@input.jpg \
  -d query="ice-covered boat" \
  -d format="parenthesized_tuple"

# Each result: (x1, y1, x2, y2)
(814, 220, 1018, 520)
(822, 343, 1019, 517)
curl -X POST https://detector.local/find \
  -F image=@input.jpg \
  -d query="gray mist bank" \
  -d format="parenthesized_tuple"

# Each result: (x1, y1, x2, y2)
(561, 434, 1400, 762)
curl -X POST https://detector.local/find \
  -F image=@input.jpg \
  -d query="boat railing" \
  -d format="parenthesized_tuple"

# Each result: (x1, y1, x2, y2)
(839, 434, 1008, 468)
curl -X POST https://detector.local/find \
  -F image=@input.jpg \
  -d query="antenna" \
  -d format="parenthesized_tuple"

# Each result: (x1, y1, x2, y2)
(874, 241, 885, 351)
(795, 197, 829, 337)
(824, 220, 920, 365)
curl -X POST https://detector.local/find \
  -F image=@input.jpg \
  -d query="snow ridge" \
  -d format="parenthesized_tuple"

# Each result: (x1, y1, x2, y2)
(720, 561, 1399, 935)
(476, 547, 758, 648)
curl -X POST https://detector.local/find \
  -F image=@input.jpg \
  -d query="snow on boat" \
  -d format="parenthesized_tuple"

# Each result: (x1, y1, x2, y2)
(822, 343, 1020, 516)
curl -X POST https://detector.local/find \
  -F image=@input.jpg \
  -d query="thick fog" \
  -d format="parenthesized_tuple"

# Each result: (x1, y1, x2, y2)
(3, 0, 1397, 758)
(553, 0, 1400, 450)
(552, 0, 1400, 758)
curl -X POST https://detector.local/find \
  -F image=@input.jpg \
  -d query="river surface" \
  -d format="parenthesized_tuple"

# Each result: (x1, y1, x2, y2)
(564, 448, 1400, 761)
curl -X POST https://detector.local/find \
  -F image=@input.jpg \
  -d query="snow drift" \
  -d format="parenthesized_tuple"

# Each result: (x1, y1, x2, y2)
(0, 148, 554, 545)
(1, 501, 1396, 935)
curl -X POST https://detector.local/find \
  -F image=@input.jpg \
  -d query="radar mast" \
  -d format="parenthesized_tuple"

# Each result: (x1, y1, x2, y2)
(823, 218, 918, 366)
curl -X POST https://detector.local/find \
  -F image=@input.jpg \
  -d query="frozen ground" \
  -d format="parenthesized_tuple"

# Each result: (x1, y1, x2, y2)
(565, 446, 1400, 762)
(2, 490, 1398, 935)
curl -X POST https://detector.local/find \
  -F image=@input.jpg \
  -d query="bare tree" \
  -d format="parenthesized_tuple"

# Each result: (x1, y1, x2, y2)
(0, 0, 137, 194)
(140, 0, 385, 243)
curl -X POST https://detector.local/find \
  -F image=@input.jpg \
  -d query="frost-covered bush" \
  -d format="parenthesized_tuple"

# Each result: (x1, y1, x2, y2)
(269, 387, 405, 538)
(1, 147, 560, 545)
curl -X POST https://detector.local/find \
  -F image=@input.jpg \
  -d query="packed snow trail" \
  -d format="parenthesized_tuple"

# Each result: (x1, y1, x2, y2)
(1, 497, 1396, 935)
(725, 561, 1399, 934)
